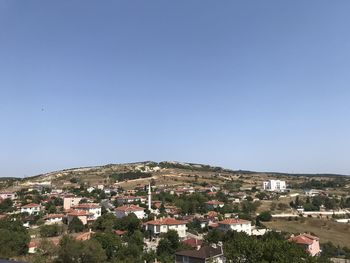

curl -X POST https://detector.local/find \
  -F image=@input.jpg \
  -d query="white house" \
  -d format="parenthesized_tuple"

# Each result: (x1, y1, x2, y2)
(87, 187, 95, 193)
(115, 205, 145, 219)
(304, 189, 320, 197)
(43, 214, 64, 224)
(21, 203, 41, 215)
(71, 203, 101, 220)
(0, 192, 16, 200)
(145, 217, 187, 238)
(263, 180, 286, 192)
(116, 196, 146, 205)
(217, 218, 252, 235)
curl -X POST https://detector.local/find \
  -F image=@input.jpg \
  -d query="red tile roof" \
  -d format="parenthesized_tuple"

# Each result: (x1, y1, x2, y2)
(68, 210, 92, 216)
(44, 214, 64, 219)
(22, 203, 41, 208)
(289, 234, 319, 245)
(115, 230, 127, 235)
(182, 238, 203, 248)
(72, 203, 100, 209)
(146, 217, 187, 225)
(116, 205, 144, 212)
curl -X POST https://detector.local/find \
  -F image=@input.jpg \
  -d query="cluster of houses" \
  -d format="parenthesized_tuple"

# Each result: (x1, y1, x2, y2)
(0, 177, 326, 261)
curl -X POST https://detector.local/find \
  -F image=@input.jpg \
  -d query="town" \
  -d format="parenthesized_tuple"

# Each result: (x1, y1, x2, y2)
(0, 161, 349, 263)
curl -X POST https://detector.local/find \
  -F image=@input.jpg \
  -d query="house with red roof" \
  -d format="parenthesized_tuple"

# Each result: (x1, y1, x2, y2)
(71, 203, 101, 220)
(217, 218, 252, 235)
(115, 205, 145, 219)
(145, 217, 187, 238)
(289, 233, 321, 256)
(182, 238, 203, 250)
(67, 210, 94, 225)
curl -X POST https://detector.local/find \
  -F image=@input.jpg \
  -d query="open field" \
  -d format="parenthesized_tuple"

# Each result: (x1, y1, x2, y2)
(264, 217, 350, 246)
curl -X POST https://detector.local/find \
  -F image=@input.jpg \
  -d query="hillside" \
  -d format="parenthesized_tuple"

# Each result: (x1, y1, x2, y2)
(1, 161, 349, 192)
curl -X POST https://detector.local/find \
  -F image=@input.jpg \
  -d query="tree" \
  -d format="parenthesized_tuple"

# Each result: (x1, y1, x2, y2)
(223, 231, 316, 263)
(0, 198, 14, 213)
(40, 224, 63, 237)
(56, 235, 107, 263)
(92, 232, 122, 260)
(257, 211, 272, 222)
(205, 229, 224, 244)
(92, 213, 117, 232)
(0, 218, 30, 258)
(68, 217, 84, 233)
(157, 230, 181, 259)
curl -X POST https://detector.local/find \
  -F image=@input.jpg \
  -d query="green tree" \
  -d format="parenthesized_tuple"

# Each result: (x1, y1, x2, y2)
(56, 235, 107, 263)
(92, 232, 122, 260)
(40, 224, 63, 237)
(68, 217, 85, 233)
(0, 198, 14, 213)
(257, 211, 272, 222)
(92, 213, 117, 232)
(0, 218, 30, 258)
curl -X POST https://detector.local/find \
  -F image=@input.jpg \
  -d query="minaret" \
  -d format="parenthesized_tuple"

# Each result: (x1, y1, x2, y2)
(148, 182, 152, 211)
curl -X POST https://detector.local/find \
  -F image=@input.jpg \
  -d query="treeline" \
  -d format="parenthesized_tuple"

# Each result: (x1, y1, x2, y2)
(158, 162, 225, 172)
(293, 178, 348, 189)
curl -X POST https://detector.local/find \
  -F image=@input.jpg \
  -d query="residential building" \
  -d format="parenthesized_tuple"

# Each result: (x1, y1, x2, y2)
(67, 210, 94, 225)
(43, 214, 64, 224)
(21, 203, 41, 215)
(182, 238, 203, 250)
(0, 192, 16, 200)
(145, 217, 187, 238)
(115, 205, 145, 219)
(289, 233, 321, 256)
(304, 189, 320, 197)
(63, 196, 82, 210)
(71, 203, 101, 219)
(217, 218, 252, 235)
(116, 196, 146, 205)
(175, 245, 224, 263)
(263, 180, 286, 192)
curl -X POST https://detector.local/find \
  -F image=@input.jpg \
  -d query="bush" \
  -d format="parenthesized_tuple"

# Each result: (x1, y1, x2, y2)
(257, 211, 272, 222)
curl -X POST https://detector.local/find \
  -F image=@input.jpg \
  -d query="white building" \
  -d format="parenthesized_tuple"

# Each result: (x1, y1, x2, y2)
(115, 205, 145, 219)
(304, 189, 320, 197)
(0, 192, 16, 200)
(21, 203, 41, 215)
(43, 214, 64, 224)
(145, 217, 187, 238)
(71, 203, 101, 220)
(263, 180, 286, 192)
(116, 196, 146, 205)
(217, 218, 252, 235)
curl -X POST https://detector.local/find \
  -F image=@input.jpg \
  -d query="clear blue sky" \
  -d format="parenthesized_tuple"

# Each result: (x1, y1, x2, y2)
(1, 1, 350, 177)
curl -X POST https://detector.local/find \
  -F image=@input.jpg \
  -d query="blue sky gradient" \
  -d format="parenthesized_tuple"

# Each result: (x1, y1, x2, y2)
(1, 1, 350, 177)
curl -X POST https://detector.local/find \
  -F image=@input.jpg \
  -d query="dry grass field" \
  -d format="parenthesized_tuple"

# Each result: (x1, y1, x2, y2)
(264, 217, 350, 246)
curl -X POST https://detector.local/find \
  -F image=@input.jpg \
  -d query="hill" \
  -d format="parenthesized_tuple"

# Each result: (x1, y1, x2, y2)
(0, 161, 349, 192)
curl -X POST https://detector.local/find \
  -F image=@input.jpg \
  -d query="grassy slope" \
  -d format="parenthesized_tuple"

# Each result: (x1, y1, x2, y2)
(264, 218, 350, 247)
